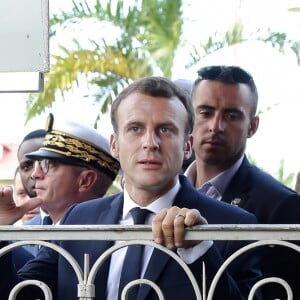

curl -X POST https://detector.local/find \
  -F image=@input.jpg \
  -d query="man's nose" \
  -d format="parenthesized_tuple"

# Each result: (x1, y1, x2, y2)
(209, 115, 225, 133)
(142, 131, 159, 150)
(30, 161, 44, 179)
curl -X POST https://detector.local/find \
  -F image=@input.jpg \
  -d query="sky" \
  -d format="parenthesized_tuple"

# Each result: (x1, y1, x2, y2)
(0, 0, 299, 184)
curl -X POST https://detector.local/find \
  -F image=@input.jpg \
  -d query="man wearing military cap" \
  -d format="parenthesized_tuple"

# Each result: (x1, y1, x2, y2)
(25, 113, 120, 224)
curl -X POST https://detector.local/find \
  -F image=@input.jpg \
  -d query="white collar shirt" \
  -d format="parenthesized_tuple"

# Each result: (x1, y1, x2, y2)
(106, 177, 214, 299)
(106, 180, 180, 300)
(184, 155, 244, 200)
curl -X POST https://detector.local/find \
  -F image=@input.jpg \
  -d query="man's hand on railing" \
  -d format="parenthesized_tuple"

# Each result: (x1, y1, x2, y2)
(152, 206, 207, 249)
(0, 186, 42, 225)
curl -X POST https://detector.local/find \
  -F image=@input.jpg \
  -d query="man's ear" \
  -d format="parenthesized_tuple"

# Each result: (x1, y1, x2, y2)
(78, 170, 98, 192)
(110, 133, 119, 159)
(183, 135, 193, 160)
(248, 116, 259, 138)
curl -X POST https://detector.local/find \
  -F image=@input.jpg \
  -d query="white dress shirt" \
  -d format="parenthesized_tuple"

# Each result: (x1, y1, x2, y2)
(106, 179, 213, 299)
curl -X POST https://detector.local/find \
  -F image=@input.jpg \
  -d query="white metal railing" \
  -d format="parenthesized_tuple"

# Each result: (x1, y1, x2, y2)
(1, 224, 300, 299)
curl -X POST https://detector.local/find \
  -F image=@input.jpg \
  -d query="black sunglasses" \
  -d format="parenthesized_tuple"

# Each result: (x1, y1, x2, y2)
(197, 66, 253, 84)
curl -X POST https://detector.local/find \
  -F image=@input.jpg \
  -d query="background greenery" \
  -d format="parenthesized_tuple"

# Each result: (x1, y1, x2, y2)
(25, 0, 299, 188)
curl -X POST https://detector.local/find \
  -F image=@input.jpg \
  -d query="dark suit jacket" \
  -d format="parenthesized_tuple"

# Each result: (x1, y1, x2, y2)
(22, 214, 42, 256)
(11, 246, 34, 270)
(222, 156, 300, 299)
(10, 216, 41, 269)
(1, 176, 262, 300)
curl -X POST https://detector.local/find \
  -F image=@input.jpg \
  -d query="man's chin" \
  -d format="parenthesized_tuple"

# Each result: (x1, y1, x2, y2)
(203, 155, 225, 166)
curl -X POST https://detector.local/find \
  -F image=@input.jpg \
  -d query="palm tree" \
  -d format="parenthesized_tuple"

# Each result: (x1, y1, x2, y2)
(25, 0, 184, 125)
(24, 1, 299, 186)
(26, 1, 299, 126)
(188, 21, 300, 68)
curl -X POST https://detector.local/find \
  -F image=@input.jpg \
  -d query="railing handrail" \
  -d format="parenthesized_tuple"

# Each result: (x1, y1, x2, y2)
(1, 224, 300, 299)
(1, 224, 300, 240)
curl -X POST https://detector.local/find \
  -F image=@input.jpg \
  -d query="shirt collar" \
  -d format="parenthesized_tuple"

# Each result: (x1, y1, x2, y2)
(211, 155, 243, 195)
(184, 155, 244, 197)
(184, 160, 197, 186)
(122, 179, 181, 219)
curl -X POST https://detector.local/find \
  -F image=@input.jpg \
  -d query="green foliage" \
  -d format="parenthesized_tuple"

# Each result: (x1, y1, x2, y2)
(247, 154, 295, 188)
(26, 1, 299, 125)
(188, 21, 300, 68)
(105, 175, 122, 195)
(275, 160, 295, 188)
(138, 0, 183, 78)
(259, 29, 300, 65)
(291, 41, 300, 65)
(26, 0, 183, 123)
(188, 21, 246, 67)
(24, 1, 299, 192)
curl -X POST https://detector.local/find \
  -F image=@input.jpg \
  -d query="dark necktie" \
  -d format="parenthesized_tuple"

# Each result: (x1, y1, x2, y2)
(118, 207, 149, 300)
(42, 216, 53, 225)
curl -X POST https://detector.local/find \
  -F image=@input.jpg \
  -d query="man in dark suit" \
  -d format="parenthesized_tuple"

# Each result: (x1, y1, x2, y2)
(25, 114, 120, 225)
(15, 120, 120, 256)
(185, 65, 300, 299)
(0, 76, 262, 299)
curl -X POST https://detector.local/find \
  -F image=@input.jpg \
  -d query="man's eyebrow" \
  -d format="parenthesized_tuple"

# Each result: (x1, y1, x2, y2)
(20, 160, 34, 166)
(157, 121, 177, 127)
(223, 107, 243, 113)
(196, 104, 214, 110)
(125, 120, 143, 126)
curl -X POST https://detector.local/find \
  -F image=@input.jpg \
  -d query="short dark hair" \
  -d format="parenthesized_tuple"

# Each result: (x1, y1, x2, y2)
(17, 129, 47, 155)
(111, 76, 194, 136)
(193, 65, 258, 116)
(21, 129, 46, 143)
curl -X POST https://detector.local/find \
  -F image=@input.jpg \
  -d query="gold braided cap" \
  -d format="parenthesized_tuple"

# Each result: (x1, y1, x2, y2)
(41, 130, 120, 179)
(26, 113, 120, 180)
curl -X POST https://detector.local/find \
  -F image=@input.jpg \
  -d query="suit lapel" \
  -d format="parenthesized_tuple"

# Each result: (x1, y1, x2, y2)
(90, 194, 123, 257)
(138, 248, 173, 299)
(138, 177, 198, 299)
(98, 194, 124, 225)
(222, 157, 252, 207)
(89, 195, 124, 299)
(88, 194, 123, 259)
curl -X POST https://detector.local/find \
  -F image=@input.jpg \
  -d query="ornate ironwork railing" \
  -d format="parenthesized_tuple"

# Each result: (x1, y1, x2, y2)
(1, 224, 300, 299)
